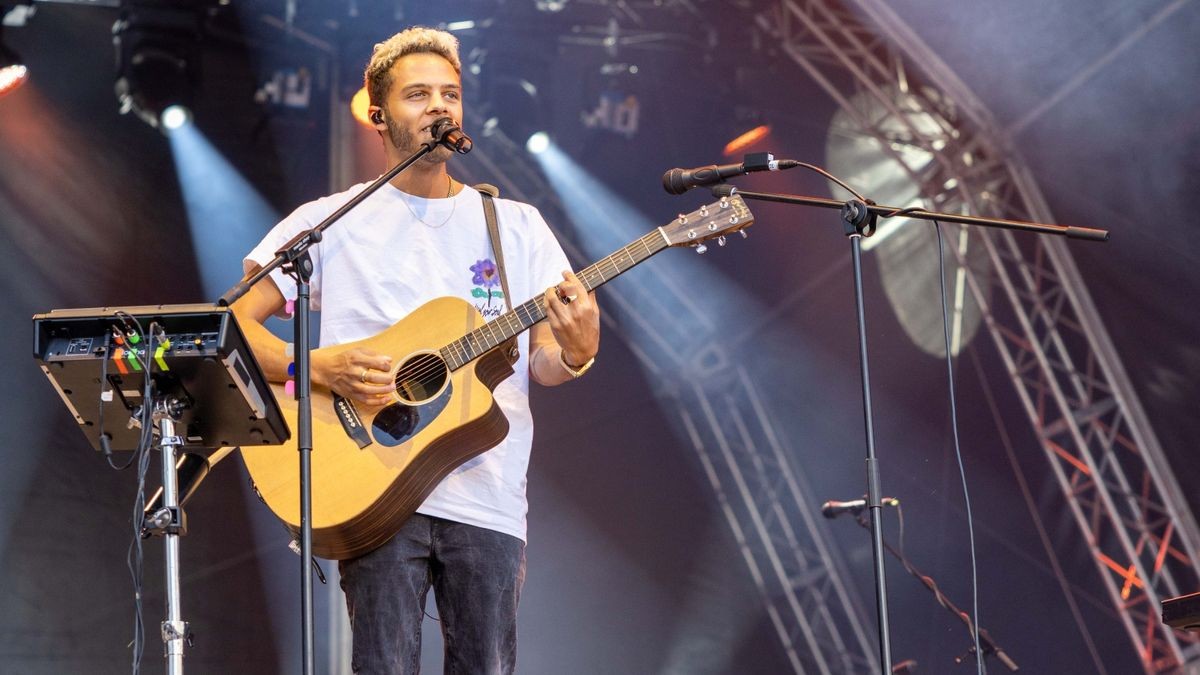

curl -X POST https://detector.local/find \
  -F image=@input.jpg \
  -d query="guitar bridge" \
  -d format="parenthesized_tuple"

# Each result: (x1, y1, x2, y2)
(332, 394, 372, 449)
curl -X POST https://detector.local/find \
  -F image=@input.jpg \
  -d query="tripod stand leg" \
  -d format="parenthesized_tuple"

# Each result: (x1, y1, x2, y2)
(157, 414, 189, 675)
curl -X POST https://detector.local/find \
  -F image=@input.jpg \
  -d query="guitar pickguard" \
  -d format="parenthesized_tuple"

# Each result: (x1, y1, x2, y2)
(370, 381, 454, 447)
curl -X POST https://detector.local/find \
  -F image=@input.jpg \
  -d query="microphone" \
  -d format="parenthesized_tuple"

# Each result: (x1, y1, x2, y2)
(821, 496, 899, 519)
(662, 152, 798, 194)
(430, 117, 473, 154)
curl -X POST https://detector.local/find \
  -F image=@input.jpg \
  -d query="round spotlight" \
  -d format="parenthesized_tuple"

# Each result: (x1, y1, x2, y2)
(0, 39, 28, 98)
(160, 104, 191, 130)
(526, 131, 550, 155)
(0, 63, 28, 98)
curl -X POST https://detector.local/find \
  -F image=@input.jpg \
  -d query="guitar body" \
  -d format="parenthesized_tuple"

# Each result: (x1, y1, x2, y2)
(239, 296, 515, 560)
(237, 194, 756, 561)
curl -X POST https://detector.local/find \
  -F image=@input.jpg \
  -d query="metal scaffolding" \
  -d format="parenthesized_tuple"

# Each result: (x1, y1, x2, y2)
(320, 1, 1200, 671)
(753, 0, 1200, 670)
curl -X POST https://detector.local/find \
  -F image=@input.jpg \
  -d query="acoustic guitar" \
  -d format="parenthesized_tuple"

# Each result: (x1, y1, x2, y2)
(240, 194, 755, 559)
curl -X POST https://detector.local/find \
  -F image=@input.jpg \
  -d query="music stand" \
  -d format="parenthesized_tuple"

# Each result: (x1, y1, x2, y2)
(33, 303, 289, 674)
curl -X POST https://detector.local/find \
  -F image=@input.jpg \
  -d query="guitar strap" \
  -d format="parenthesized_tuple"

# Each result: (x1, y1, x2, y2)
(475, 184, 520, 364)
(474, 184, 513, 313)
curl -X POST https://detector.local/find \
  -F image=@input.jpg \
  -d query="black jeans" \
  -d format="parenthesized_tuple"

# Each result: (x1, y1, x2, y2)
(338, 514, 526, 674)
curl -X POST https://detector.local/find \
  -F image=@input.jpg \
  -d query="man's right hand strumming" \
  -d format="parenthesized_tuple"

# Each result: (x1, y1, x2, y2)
(313, 347, 394, 406)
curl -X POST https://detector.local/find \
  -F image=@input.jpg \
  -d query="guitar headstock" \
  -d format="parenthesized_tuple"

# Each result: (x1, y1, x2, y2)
(660, 193, 755, 251)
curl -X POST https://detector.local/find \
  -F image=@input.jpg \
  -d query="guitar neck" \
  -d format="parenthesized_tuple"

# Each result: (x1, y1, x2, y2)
(440, 228, 669, 370)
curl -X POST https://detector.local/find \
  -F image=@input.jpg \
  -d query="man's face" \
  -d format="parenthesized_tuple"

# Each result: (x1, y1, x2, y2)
(378, 52, 463, 163)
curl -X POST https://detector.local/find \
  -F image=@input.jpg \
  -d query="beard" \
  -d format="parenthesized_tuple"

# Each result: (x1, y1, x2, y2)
(385, 116, 453, 163)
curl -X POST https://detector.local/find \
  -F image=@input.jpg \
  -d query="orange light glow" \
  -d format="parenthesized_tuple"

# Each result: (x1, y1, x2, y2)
(1097, 552, 1144, 599)
(350, 86, 374, 129)
(0, 64, 28, 98)
(723, 124, 770, 157)
(1047, 439, 1091, 476)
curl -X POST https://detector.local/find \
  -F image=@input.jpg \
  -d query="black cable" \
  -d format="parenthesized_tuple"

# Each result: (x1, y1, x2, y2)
(124, 316, 157, 674)
(792, 160, 868, 201)
(880, 206, 926, 219)
(100, 327, 141, 471)
(792, 162, 987, 670)
(932, 221, 983, 673)
(785, 161, 987, 668)
(857, 507, 999, 670)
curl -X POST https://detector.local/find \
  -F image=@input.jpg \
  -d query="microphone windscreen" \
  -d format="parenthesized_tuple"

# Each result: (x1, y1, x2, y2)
(662, 168, 687, 195)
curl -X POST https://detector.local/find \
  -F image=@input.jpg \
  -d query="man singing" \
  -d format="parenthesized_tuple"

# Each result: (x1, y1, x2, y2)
(233, 26, 600, 674)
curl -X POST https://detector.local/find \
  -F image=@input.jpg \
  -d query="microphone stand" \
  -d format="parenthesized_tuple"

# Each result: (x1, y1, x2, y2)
(710, 183, 1106, 673)
(851, 514, 1020, 671)
(217, 136, 444, 675)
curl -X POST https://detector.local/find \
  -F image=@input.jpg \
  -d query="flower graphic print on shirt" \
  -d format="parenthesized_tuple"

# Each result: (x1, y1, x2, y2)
(469, 258, 505, 319)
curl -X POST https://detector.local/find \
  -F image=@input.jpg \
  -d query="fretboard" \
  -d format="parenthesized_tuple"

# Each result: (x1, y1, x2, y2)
(440, 227, 669, 371)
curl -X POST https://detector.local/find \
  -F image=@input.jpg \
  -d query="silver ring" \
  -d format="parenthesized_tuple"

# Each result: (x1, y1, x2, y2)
(360, 368, 370, 383)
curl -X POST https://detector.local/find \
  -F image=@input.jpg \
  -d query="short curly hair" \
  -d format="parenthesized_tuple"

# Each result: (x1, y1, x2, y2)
(364, 27, 462, 108)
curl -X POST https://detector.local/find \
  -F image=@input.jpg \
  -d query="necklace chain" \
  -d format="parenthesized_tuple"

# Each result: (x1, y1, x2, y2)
(400, 175, 457, 228)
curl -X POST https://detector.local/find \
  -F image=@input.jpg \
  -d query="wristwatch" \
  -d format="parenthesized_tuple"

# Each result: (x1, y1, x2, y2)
(558, 349, 595, 378)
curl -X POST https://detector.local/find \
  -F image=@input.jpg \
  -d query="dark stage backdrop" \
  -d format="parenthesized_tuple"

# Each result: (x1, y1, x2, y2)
(3, 2, 1198, 674)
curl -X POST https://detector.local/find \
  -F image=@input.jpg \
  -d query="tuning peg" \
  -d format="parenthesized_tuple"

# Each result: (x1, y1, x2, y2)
(740, 230, 748, 239)
(695, 243, 708, 254)
(717, 236, 726, 247)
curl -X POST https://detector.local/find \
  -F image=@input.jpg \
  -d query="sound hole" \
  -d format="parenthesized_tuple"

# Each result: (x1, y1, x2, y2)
(394, 351, 448, 405)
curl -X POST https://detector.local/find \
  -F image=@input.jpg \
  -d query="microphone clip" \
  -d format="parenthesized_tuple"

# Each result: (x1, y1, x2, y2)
(841, 198, 878, 238)
(741, 152, 776, 172)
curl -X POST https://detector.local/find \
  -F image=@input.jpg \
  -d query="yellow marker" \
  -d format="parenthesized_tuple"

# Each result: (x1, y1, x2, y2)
(154, 339, 172, 371)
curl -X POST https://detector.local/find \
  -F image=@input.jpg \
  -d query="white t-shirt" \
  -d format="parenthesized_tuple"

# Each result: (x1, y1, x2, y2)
(244, 181, 570, 542)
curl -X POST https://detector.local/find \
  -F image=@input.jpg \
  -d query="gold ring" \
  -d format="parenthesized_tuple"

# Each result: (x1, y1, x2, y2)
(562, 293, 578, 304)
(360, 368, 370, 383)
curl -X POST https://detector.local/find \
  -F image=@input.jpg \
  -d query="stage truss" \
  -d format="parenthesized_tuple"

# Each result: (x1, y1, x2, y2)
(752, 0, 1200, 671)
(321, 1, 1200, 671)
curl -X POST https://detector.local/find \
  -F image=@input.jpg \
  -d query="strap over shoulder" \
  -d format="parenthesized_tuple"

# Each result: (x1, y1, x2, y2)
(474, 183, 500, 198)
(476, 184, 511, 312)
(475, 183, 519, 362)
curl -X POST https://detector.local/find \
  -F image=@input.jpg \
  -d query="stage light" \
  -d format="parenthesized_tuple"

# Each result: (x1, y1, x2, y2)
(350, 86, 373, 129)
(113, 5, 201, 128)
(825, 88, 988, 358)
(526, 131, 550, 155)
(0, 22, 29, 98)
(0, 61, 25, 97)
(160, 104, 191, 130)
(166, 114, 278, 299)
(723, 124, 770, 157)
(481, 74, 544, 151)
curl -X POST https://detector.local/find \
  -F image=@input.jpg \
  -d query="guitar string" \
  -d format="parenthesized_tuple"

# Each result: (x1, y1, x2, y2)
(401, 199, 741, 385)
(385, 234, 659, 392)
(388, 222, 692, 390)
(380, 205, 746, 390)
(390, 265, 604, 391)
(400, 232, 659, 387)
(391, 218, 714, 389)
